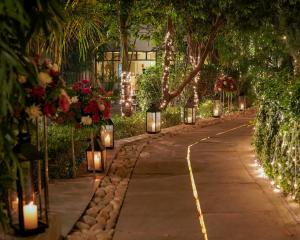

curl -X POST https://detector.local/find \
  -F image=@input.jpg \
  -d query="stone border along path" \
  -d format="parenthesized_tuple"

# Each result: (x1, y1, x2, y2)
(66, 109, 255, 240)
(67, 142, 147, 240)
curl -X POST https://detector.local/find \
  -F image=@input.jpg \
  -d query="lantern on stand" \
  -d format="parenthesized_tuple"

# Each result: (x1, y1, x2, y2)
(238, 96, 246, 111)
(183, 100, 196, 125)
(86, 138, 106, 173)
(100, 119, 114, 149)
(213, 100, 222, 118)
(7, 132, 48, 236)
(146, 104, 161, 134)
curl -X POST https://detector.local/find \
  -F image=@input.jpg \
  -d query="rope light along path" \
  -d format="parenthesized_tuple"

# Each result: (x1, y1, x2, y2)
(186, 124, 248, 240)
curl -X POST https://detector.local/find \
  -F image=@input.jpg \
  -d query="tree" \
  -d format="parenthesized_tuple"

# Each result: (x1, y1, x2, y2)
(158, 0, 275, 109)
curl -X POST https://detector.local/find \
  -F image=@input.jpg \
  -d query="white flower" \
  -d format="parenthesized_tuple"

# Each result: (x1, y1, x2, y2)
(81, 116, 92, 125)
(71, 96, 79, 103)
(38, 72, 52, 86)
(25, 104, 42, 121)
(18, 75, 27, 84)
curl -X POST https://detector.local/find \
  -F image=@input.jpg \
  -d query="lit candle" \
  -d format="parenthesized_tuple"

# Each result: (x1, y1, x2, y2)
(94, 154, 101, 170)
(240, 103, 245, 110)
(104, 134, 111, 147)
(213, 109, 219, 116)
(23, 202, 38, 230)
(151, 122, 155, 132)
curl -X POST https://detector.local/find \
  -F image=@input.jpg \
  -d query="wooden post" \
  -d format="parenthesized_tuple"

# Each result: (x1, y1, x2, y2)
(71, 128, 76, 178)
(91, 130, 96, 176)
(36, 118, 42, 219)
(43, 116, 49, 223)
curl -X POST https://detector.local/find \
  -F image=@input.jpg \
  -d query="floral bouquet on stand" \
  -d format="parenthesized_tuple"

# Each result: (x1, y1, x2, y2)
(17, 55, 71, 122)
(55, 79, 112, 177)
(214, 74, 238, 112)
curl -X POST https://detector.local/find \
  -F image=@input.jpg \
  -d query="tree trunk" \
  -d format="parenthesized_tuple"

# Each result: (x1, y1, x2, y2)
(119, 0, 132, 116)
(160, 17, 222, 109)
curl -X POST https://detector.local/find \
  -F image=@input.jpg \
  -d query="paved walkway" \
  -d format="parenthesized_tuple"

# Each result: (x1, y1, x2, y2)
(114, 115, 300, 240)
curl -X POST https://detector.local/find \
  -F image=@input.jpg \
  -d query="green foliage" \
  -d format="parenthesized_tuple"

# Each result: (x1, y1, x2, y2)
(198, 100, 214, 118)
(254, 73, 300, 200)
(46, 125, 91, 178)
(136, 65, 162, 111)
(112, 112, 145, 140)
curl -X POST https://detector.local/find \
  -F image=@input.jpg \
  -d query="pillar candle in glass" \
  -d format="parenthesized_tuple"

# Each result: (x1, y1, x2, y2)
(7, 132, 48, 236)
(146, 104, 161, 134)
(100, 119, 114, 149)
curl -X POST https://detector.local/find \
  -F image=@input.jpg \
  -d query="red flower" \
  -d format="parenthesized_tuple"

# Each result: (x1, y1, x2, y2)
(103, 102, 111, 118)
(44, 103, 56, 117)
(84, 100, 99, 114)
(72, 82, 82, 91)
(92, 114, 100, 123)
(82, 87, 91, 95)
(31, 86, 45, 98)
(59, 94, 70, 112)
(99, 87, 105, 94)
(105, 91, 113, 97)
(50, 69, 59, 77)
(82, 79, 90, 84)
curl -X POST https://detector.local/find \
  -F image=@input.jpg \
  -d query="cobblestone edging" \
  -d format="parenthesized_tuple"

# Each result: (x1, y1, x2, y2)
(66, 109, 255, 240)
(67, 143, 146, 240)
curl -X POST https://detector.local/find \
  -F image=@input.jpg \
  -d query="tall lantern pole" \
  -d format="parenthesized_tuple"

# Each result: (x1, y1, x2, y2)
(43, 116, 49, 222)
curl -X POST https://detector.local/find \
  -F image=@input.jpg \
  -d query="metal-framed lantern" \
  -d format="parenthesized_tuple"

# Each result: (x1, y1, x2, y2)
(8, 132, 48, 236)
(146, 104, 161, 134)
(213, 99, 222, 118)
(184, 101, 196, 125)
(86, 138, 106, 172)
(238, 96, 246, 111)
(100, 119, 114, 149)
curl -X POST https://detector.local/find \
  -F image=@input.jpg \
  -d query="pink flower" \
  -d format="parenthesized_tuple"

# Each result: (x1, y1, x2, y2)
(82, 79, 90, 84)
(82, 87, 91, 95)
(59, 94, 70, 112)
(31, 86, 45, 98)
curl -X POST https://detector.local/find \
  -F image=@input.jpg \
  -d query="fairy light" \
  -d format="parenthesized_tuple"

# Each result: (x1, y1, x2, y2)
(161, 30, 173, 102)
(120, 71, 132, 116)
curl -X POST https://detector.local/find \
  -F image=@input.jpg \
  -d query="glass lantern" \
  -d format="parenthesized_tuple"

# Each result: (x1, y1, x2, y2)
(8, 132, 48, 236)
(86, 138, 106, 172)
(184, 101, 196, 125)
(238, 96, 246, 111)
(100, 119, 114, 149)
(146, 104, 161, 134)
(213, 100, 222, 118)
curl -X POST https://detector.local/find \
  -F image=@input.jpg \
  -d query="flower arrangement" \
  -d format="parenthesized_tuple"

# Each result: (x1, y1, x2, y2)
(18, 55, 71, 121)
(56, 79, 112, 127)
(214, 74, 237, 93)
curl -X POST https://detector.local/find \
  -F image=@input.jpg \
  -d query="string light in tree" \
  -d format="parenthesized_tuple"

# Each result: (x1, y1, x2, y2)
(120, 71, 132, 116)
(161, 29, 174, 109)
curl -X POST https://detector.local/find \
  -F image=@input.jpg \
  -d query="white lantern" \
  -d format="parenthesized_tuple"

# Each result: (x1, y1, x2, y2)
(100, 119, 114, 149)
(238, 96, 246, 111)
(213, 100, 222, 117)
(146, 104, 161, 134)
(184, 101, 196, 125)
